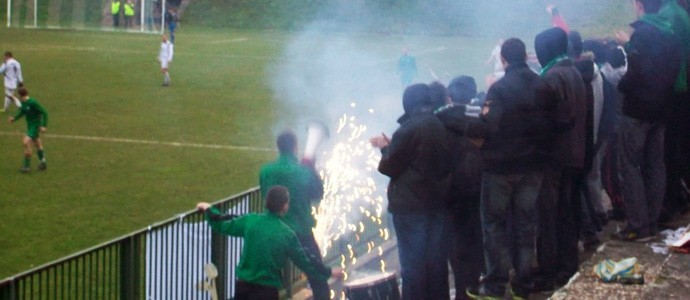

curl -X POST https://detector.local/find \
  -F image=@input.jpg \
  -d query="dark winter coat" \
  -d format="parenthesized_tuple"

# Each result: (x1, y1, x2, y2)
(536, 59, 588, 170)
(435, 105, 483, 210)
(378, 110, 451, 214)
(468, 62, 550, 174)
(619, 20, 682, 121)
(573, 58, 596, 170)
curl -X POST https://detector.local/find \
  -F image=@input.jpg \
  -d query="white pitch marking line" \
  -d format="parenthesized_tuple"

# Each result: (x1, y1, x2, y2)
(207, 38, 249, 44)
(0, 131, 274, 152)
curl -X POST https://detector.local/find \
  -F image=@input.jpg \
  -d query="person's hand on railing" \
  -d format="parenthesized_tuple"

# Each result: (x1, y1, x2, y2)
(196, 202, 211, 211)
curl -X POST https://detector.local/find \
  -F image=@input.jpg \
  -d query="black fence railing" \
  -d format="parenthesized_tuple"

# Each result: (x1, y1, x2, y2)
(0, 188, 264, 300)
(0, 187, 390, 300)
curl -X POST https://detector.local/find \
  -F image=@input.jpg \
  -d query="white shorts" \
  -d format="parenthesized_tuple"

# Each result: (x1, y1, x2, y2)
(160, 60, 170, 69)
(5, 88, 14, 97)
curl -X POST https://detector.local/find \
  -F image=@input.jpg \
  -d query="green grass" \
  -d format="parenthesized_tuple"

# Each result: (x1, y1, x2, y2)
(0, 28, 284, 278)
(0, 13, 632, 278)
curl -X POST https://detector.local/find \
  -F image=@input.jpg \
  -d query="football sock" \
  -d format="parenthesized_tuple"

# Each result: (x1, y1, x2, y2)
(164, 72, 170, 84)
(23, 156, 30, 168)
(4, 97, 10, 110)
(37, 149, 45, 162)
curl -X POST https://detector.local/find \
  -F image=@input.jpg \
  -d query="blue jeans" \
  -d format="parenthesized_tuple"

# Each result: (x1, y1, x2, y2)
(479, 172, 543, 296)
(393, 210, 449, 300)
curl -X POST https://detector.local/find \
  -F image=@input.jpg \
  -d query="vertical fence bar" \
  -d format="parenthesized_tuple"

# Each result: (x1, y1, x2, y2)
(6, 0, 11, 27)
(139, 0, 144, 32)
(211, 230, 227, 300)
(120, 237, 141, 300)
(0, 279, 16, 300)
(160, 0, 165, 34)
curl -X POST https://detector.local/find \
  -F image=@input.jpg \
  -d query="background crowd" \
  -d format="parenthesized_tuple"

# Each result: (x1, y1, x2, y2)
(372, 0, 690, 299)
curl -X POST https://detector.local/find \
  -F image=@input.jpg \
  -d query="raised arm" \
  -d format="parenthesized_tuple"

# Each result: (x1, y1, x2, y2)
(199, 204, 244, 237)
(376, 128, 414, 178)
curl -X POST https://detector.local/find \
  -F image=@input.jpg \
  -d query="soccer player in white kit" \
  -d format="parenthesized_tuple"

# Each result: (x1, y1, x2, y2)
(0, 52, 23, 112)
(158, 35, 174, 87)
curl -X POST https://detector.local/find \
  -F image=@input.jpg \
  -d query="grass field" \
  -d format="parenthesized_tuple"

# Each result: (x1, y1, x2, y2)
(0, 17, 631, 278)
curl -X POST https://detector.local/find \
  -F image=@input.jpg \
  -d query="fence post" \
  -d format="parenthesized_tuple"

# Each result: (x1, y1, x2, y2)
(0, 279, 17, 300)
(211, 232, 228, 299)
(120, 236, 142, 300)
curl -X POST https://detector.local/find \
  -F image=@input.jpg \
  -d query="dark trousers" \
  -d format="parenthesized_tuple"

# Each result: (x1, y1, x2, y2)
(536, 167, 583, 283)
(448, 197, 484, 300)
(479, 171, 543, 296)
(664, 96, 690, 219)
(235, 281, 279, 300)
(619, 117, 666, 234)
(296, 233, 330, 300)
(124, 16, 132, 28)
(393, 210, 449, 300)
(168, 23, 176, 43)
(112, 14, 120, 27)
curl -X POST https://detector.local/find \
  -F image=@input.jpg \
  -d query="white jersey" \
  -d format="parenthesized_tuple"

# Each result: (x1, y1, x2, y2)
(0, 58, 23, 89)
(158, 41, 174, 63)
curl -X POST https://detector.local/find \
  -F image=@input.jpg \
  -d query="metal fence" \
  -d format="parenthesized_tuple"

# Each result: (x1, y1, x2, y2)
(0, 188, 265, 300)
(0, 187, 389, 300)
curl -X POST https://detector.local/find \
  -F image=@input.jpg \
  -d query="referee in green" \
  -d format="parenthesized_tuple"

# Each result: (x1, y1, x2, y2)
(8, 87, 48, 173)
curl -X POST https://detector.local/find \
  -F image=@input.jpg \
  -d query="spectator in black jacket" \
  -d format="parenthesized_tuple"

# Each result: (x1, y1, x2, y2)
(432, 77, 485, 300)
(370, 83, 451, 300)
(569, 31, 605, 249)
(464, 38, 548, 300)
(614, 0, 682, 241)
(532, 27, 588, 292)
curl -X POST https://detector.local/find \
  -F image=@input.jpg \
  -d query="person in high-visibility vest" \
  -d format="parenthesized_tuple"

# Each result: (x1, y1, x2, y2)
(111, 0, 121, 27)
(124, 1, 135, 28)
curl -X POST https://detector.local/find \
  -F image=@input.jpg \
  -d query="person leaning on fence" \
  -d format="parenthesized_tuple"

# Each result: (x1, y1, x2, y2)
(197, 186, 343, 300)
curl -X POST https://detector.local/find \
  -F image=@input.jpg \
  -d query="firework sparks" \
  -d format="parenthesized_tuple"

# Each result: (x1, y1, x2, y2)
(311, 104, 391, 299)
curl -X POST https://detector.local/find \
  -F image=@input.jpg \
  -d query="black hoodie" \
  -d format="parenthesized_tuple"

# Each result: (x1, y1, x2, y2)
(619, 20, 682, 121)
(378, 84, 451, 213)
(535, 27, 588, 169)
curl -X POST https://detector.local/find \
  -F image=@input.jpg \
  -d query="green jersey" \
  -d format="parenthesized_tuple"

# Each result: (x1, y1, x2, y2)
(14, 97, 48, 138)
(259, 154, 324, 236)
(204, 207, 331, 288)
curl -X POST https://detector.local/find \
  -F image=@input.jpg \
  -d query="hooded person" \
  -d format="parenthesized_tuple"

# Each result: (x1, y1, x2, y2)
(370, 83, 451, 300)
(614, 0, 682, 241)
(532, 27, 589, 292)
(652, 0, 690, 222)
(431, 78, 486, 300)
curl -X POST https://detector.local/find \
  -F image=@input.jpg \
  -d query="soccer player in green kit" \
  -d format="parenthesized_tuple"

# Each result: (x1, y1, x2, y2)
(8, 87, 48, 173)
